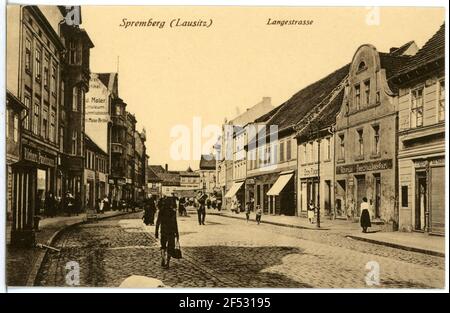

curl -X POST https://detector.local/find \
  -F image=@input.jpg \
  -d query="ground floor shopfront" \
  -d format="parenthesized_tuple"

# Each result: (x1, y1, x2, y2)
(398, 156, 445, 235)
(335, 159, 397, 228)
(84, 169, 109, 211)
(9, 143, 59, 246)
(246, 171, 296, 216)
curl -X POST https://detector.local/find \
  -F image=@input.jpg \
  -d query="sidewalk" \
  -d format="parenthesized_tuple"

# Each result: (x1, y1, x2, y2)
(6, 210, 132, 287)
(208, 209, 445, 257)
(347, 231, 445, 257)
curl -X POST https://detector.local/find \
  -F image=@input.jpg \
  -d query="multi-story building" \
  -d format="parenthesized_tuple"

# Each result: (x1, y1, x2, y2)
(84, 135, 108, 210)
(334, 41, 416, 230)
(59, 13, 94, 210)
(134, 129, 147, 202)
(294, 64, 349, 218)
(125, 112, 136, 201)
(197, 154, 216, 194)
(147, 165, 164, 198)
(219, 97, 273, 210)
(6, 6, 93, 245)
(393, 24, 445, 234)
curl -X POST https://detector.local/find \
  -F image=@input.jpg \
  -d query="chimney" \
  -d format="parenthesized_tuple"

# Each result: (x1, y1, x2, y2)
(165, 164, 168, 172)
(390, 47, 399, 53)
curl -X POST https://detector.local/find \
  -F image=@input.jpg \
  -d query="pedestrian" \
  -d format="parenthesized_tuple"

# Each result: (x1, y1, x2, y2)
(196, 191, 207, 225)
(245, 202, 251, 222)
(98, 198, 105, 214)
(74, 193, 82, 215)
(66, 192, 74, 216)
(155, 193, 180, 269)
(103, 195, 110, 212)
(45, 192, 56, 217)
(308, 200, 315, 224)
(360, 197, 372, 233)
(255, 205, 262, 225)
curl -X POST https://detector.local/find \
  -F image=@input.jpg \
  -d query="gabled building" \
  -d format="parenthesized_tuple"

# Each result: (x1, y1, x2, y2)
(84, 134, 108, 210)
(334, 41, 417, 230)
(198, 154, 216, 194)
(392, 24, 445, 234)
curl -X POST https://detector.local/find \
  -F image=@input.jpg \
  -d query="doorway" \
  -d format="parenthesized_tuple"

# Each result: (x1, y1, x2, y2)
(415, 171, 427, 231)
(373, 173, 381, 218)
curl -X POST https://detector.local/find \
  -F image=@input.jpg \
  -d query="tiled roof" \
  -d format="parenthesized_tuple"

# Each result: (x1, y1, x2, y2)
(147, 167, 162, 182)
(199, 154, 216, 170)
(265, 63, 350, 133)
(149, 165, 165, 174)
(393, 23, 445, 77)
(159, 171, 181, 186)
(389, 40, 415, 56)
(84, 134, 107, 156)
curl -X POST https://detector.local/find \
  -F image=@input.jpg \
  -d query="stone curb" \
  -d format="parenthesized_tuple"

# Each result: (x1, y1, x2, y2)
(25, 211, 135, 286)
(346, 235, 445, 258)
(208, 212, 330, 231)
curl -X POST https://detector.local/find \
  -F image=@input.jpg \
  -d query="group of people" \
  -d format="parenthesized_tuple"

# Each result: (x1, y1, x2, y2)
(243, 200, 262, 225)
(36, 191, 83, 217)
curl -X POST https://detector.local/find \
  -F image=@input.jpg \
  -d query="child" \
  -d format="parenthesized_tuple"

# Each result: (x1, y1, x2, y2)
(255, 205, 262, 225)
(308, 200, 315, 224)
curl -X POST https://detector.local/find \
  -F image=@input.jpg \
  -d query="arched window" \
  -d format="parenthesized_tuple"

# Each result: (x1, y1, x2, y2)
(358, 61, 367, 71)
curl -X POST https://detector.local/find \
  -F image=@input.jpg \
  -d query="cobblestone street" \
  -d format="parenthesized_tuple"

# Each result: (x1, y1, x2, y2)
(36, 211, 445, 288)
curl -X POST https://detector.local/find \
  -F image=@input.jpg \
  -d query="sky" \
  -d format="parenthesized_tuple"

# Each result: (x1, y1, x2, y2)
(81, 6, 444, 171)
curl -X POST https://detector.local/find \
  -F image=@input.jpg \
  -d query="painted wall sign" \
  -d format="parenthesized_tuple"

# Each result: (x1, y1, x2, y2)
(336, 159, 392, 174)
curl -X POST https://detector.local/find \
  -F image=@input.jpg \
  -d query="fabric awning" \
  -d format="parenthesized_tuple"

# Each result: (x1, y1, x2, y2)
(224, 181, 245, 198)
(267, 174, 293, 196)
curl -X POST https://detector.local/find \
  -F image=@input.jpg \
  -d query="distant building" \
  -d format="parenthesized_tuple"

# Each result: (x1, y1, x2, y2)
(197, 154, 216, 194)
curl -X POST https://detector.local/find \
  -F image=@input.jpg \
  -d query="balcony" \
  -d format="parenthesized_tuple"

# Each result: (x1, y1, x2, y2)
(111, 143, 125, 154)
(111, 115, 126, 128)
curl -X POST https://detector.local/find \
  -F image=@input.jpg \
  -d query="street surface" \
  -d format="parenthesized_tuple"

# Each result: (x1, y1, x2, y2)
(36, 210, 445, 288)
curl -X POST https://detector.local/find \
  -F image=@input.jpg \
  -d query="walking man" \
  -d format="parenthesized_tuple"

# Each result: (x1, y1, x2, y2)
(196, 191, 207, 225)
(155, 193, 179, 268)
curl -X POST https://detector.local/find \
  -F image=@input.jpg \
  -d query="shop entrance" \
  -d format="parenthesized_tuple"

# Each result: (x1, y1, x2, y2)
(336, 180, 346, 218)
(415, 171, 427, 231)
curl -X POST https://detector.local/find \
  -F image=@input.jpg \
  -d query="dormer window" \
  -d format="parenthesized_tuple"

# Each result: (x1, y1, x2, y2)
(358, 61, 367, 72)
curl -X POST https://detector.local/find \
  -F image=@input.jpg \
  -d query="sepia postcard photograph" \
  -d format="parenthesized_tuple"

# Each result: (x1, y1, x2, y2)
(1, 0, 448, 294)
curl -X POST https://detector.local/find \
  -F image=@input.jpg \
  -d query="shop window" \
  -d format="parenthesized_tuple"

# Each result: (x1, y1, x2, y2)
(411, 87, 424, 127)
(438, 79, 445, 122)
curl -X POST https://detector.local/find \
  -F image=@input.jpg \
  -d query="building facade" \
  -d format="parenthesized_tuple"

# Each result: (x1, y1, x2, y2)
(334, 43, 415, 229)
(394, 24, 445, 234)
(84, 135, 108, 210)
(198, 154, 216, 194)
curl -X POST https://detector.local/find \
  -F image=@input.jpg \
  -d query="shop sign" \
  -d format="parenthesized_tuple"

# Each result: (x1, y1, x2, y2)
(23, 147, 56, 167)
(336, 159, 392, 174)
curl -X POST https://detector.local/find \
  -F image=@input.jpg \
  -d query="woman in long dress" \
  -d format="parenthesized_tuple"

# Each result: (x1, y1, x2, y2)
(360, 197, 372, 233)
(307, 200, 315, 224)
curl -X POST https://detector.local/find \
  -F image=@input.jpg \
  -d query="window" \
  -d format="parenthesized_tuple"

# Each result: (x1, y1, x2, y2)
(303, 144, 307, 164)
(49, 109, 56, 142)
(438, 79, 445, 122)
(372, 125, 380, 155)
(279, 141, 285, 162)
(59, 127, 64, 152)
(71, 130, 78, 155)
(69, 41, 77, 64)
(72, 86, 78, 111)
(355, 84, 361, 110)
(35, 46, 41, 81)
(6, 110, 9, 139)
(33, 100, 39, 135)
(24, 94, 31, 130)
(43, 54, 49, 88)
(339, 134, 345, 160)
(115, 105, 121, 116)
(411, 87, 424, 127)
(14, 114, 19, 142)
(376, 91, 380, 104)
(42, 104, 48, 139)
(60, 80, 65, 106)
(309, 142, 314, 163)
(358, 61, 366, 71)
(286, 139, 292, 160)
(51, 63, 57, 96)
(25, 37, 32, 73)
(364, 80, 370, 105)
(325, 137, 331, 160)
(357, 129, 364, 156)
